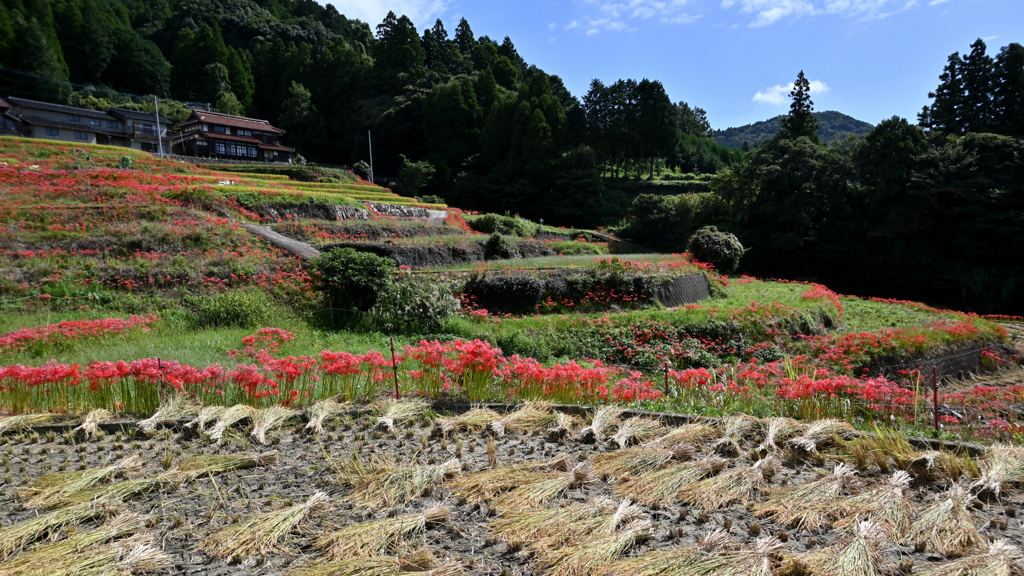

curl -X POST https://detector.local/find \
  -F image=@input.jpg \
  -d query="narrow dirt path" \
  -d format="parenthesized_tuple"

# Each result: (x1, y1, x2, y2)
(242, 224, 320, 259)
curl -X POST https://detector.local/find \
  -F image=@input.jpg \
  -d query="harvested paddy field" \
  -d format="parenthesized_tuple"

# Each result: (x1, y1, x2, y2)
(2, 401, 1024, 576)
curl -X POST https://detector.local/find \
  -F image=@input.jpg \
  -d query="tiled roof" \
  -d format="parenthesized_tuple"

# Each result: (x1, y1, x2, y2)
(0, 98, 9, 110)
(259, 144, 295, 153)
(180, 109, 286, 134)
(201, 132, 266, 145)
(108, 108, 165, 123)
(7, 97, 113, 120)
(20, 116, 125, 138)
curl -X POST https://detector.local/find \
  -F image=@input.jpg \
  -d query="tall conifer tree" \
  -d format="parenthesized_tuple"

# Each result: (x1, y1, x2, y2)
(779, 70, 820, 141)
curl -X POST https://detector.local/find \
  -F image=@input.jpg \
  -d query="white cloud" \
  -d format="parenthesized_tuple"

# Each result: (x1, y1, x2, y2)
(661, 13, 701, 23)
(753, 79, 830, 105)
(567, 0, 695, 34)
(928, 0, 950, 4)
(549, 22, 557, 29)
(587, 27, 601, 35)
(723, 0, 922, 27)
(328, 0, 449, 27)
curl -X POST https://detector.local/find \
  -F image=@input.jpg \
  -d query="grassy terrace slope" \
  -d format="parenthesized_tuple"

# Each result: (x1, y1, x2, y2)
(0, 137, 1022, 444)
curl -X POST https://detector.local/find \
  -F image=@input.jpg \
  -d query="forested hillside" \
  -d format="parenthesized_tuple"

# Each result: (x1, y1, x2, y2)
(713, 111, 873, 149)
(0, 0, 741, 227)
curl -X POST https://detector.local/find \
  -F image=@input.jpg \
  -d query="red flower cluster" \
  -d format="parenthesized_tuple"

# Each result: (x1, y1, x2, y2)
(0, 315, 160, 354)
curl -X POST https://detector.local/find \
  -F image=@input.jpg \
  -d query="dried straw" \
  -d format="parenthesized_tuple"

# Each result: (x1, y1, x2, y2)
(971, 444, 1024, 498)
(609, 417, 664, 448)
(138, 395, 199, 433)
(0, 501, 120, 561)
(757, 417, 806, 455)
(0, 413, 58, 435)
(580, 406, 625, 443)
(338, 455, 461, 508)
(546, 411, 583, 440)
(318, 504, 451, 559)
(787, 419, 858, 453)
(592, 442, 693, 480)
(189, 405, 227, 433)
(916, 539, 1024, 576)
(490, 462, 592, 512)
(60, 471, 178, 504)
(679, 456, 780, 511)
(448, 455, 573, 502)
(713, 415, 765, 457)
(594, 528, 738, 576)
(175, 452, 279, 483)
(533, 519, 652, 576)
(784, 521, 887, 576)
(833, 471, 914, 536)
(373, 398, 430, 432)
(9, 533, 172, 576)
(614, 456, 728, 506)
(250, 406, 300, 445)
(20, 455, 143, 508)
(208, 404, 259, 441)
(905, 484, 983, 556)
(285, 550, 465, 576)
(488, 402, 557, 437)
(490, 498, 644, 552)
(0, 512, 147, 576)
(754, 463, 858, 530)
(201, 491, 331, 560)
(73, 409, 112, 441)
(304, 398, 351, 436)
(656, 423, 721, 447)
(436, 408, 501, 435)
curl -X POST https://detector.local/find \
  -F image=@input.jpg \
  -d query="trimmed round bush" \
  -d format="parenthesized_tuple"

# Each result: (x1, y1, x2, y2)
(686, 226, 744, 274)
(310, 248, 395, 312)
(184, 289, 273, 329)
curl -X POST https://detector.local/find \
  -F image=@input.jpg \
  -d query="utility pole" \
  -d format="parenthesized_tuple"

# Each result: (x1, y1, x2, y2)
(154, 96, 165, 157)
(368, 130, 374, 184)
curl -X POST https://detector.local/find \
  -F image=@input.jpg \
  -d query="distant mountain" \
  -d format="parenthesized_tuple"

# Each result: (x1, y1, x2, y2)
(713, 111, 874, 149)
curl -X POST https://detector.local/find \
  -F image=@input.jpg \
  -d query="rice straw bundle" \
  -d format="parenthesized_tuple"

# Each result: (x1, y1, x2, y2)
(20, 455, 143, 508)
(338, 455, 461, 507)
(250, 406, 300, 444)
(533, 519, 652, 576)
(317, 504, 450, 559)
(834, 471, 914, 536)
(907, 451, 967, 482)
(60, 471, 179, 504)
(656, 423, 721, 447)
(546, 411, 582, 440)
(713, 415, 765, 457)
(594, 529, 738, 576)
(138, 395, 199, 433)
(609, 417, 664, 448)
(0, 512, 147, 576)
(787, 419, 858, 453)
(435, 408, 500, 435)
(201, 491, 330, 561)
(592, 442, 694, 480)
(757, 417, 806, 455)
(614, 456, 728, 506)
(6, 533, 171, 576)
(448, 455, 573, 502)
(0, 502, 120, 561)
(753, 463, 858, 530)
(783, 521, 888, 576)
(189, 405, 227, 433)
(905, 484, 983, 556)
(679, 456, 780, 511)
(490, 462, 593, 512)
(73, 409, 112, 440)
(373, 398, 431, 432)
(285, 550, 465, 576)
(488, 402, 557, 437)
(971, 444, 1024, 498)
(490, 498, 644, 552)
(208, 404, 259, 441)
(304, 398, 351, 436)
(0, 413, 58, 434)
(916, 539, 1024, 576)
(174, 452, 279, 482)
(580, 406, 625, 443)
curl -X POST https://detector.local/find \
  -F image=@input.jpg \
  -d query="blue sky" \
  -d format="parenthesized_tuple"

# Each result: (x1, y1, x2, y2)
(326, 0, 1024, 130)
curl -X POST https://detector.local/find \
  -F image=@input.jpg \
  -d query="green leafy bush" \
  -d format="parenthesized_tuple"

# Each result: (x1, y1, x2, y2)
(184, 289, 273, 329)
(371, 275, 460, 333)
(687, 226, 744, 274)
(470, 214, 539, 237)
(463, 274, 544, 315)
(310, 248, 395, 312)
(485, 233, 522, 260)
(352, 160, 370, 180)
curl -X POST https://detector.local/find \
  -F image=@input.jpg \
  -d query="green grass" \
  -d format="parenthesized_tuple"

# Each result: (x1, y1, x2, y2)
(837, 297, 963, 334)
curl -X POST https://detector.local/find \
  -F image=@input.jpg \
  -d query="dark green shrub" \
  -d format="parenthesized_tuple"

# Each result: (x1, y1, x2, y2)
(310, 248, 395, 312)
(371, 276, 460, 333)
(184, 289, 273, 329)
(463, 274, 543, 314)
(416, 194, 445, 204)
(485, 233, 521, 260)
(352, 160, 371, 181)
(471, 214, 539, 237)
(687, 226, 744, 274)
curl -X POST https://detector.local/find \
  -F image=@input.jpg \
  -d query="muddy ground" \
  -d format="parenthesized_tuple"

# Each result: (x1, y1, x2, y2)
(1, 409, 1023, 575)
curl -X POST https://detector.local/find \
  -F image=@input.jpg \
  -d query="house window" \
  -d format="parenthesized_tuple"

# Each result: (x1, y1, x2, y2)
(89, 118, 101, 126)
(140, 123, 156, 136)
(248, 146, 257, 158)
(237, 129, 252, 137)
(68, 115, 80, 122)
(107, 121, 118, 129)
(141, 142, 157, 153)
(75, 132, 88, 140)
(214, 142, 226, 155)
(213, 125, 226, 134)
(45, 128, 59, 136)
